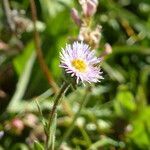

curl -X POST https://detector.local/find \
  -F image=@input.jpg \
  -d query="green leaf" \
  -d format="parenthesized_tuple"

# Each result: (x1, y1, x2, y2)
(33, 141, 44, 150)
(88, 137, 125, 149)
(13, 41, 34, 75)
(39, 0, 72, 19)
(102, 62, 125, 83)
(7, 52, 36, 112)
(127, 107, 150, 148)
(114, 88, 136, 118)
(12, 143, 28, 150)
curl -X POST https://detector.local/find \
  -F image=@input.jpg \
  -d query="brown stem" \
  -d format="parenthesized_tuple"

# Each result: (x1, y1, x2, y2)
(29, 0, 59, 94)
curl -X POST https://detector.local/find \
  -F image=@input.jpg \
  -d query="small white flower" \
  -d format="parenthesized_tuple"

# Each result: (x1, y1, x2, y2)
(0, 131, 4, 139)
(60, 41, 103, 84)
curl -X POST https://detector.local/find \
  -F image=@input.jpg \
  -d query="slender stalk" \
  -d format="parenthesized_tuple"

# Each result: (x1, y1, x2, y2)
(58, 87, 90, 148)
(45, 82, 70, 150)
(49, 113, 57, 150)
(2, 0, 15, 32)
(78, 126, 92, 147)
(29, 0, 59, 94)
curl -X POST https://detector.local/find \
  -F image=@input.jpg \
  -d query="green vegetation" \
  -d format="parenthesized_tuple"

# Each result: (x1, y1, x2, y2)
(0, 0, 150, 149)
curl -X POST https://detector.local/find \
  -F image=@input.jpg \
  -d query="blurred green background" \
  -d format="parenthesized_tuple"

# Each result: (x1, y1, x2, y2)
(0, 0, 150, 149)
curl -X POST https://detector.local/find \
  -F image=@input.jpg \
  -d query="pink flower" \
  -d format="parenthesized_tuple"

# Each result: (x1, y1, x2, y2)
(79, 0, 98, 17)
(60, 42, 103, 84)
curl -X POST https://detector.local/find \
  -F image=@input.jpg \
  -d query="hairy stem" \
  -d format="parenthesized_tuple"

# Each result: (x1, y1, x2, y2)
(46, 82, 70, 150)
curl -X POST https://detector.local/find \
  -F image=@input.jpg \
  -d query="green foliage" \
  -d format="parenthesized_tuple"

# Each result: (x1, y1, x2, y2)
(114, 88, 136, 118)
(0, 0, 150, 149)
(13, 41, 34, 75)
(33, 141, 44, 150)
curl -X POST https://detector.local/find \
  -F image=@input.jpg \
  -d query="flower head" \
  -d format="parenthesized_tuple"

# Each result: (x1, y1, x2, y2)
(60, 42, 103, 84)
(79, 0, 98, 17)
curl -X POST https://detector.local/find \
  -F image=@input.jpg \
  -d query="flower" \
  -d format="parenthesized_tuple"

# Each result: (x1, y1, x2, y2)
(0, 131, 4, 139)
(11, 118, 24, 134)
(79, 0, 98, 17)
(71, 8, 82, 26)
(78, 25, 102, 48)
(60, 41, 103, 84)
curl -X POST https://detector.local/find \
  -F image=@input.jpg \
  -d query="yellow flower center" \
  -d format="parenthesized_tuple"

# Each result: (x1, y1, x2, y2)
(71, 59, 87, 72)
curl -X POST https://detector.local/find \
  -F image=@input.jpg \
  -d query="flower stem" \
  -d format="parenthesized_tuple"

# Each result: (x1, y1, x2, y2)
(49, 112, 57, 150)
(58, 87, 91, 148)
(45, 82, 70, 150)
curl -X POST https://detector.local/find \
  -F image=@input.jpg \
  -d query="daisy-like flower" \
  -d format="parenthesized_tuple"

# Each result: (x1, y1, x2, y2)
(60, 41, 103, 84)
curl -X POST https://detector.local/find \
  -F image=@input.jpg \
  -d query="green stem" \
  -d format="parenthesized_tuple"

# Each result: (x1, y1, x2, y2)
(58, 87, 90, 148)
(45, 82, 70, 150)
(49, 112, 57, 150)
(79, 126, 92, 147)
